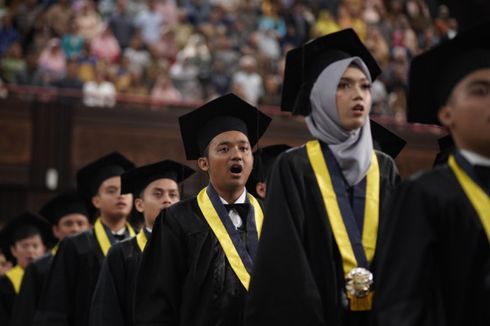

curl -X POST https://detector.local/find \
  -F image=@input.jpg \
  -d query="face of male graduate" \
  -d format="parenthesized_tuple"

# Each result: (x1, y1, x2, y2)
(199, 130, 253, 194)
(92, 176, 133, 220)
(438, 68, 490, 158)
(135, 178, 180, 229)
(335, 66, 372, 130)
(53, 214, 91, 241)
(11, 234, 46, 269)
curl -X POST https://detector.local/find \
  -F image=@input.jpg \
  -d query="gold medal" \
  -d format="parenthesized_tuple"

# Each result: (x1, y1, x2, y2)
(346, 267, 373, 311)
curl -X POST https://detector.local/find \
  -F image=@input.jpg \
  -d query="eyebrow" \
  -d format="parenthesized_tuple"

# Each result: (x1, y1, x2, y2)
(467, 79, 490, 87)
(339, 77, 369, 83)
(216, 140, 250, 146)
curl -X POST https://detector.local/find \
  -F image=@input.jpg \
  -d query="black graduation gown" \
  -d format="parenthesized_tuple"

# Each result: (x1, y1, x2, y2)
(244, 143, 399, 326)
(34, 227, 132, 326)
(10, 252, 54, 326)
(89, 233, 147, 326)
(134, 196, 265, 326)
(0, 274, 16, 326)
(373, 165, 490, 326)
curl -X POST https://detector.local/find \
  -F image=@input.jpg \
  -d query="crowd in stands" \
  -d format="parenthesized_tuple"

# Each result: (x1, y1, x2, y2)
(0, 0, 457, 120)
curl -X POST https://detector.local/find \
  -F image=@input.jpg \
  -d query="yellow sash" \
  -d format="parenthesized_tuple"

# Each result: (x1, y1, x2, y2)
(306, 140, 380, 276)
(51, 244, 59, 256)
(5, 265, 24, 294)
(136, 230, 148, 252)
(197, 188, 264, 290)
(448, 155, 490, 241)
(94, 218, 136, 256)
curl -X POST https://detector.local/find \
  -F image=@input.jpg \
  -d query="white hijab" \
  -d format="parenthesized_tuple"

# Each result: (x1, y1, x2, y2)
(305, 57, 373, 186)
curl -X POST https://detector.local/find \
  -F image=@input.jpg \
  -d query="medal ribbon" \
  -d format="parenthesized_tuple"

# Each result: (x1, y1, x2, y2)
(5, 265, 24, 294)
(197, 186, 264, 290)
(306, 140, 380, 275)
(94, 218, 136, 256)
(449, 155, 490, 242)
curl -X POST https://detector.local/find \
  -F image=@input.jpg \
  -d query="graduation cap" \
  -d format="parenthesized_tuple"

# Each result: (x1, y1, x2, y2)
(39, 189, 91, 225)
(281, 28, 381, 116)
(408, 21, 490, 125)
(121, 160, 195, 197)
(0, 212, 56, 263)
(76, 151, 135, 199)
(370, 120, 407, 159)
(433, 134, 455, 167)
(179, 93, 272, 160)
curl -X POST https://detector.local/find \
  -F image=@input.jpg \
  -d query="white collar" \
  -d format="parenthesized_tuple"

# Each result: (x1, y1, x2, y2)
(112, 227, 126, 235)
(219, 188, 247, 205)
(459, 149, 490, 167)
(145, 227, 152, 234)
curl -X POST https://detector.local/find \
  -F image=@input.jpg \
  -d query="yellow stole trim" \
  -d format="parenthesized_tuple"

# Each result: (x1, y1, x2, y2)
(306, 140, 380, 275)
(51, 244, 59, 256)
(5, 265, 24, 294)
(449, 155, 490, 241)
(197, 187, 264, 290)
(136, 230, 148, 252)
(94, 218, 136, 256)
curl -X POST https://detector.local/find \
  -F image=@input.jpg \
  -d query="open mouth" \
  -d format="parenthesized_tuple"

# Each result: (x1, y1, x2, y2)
(352, 104, 364, 112)
(230, 165, 243, 174)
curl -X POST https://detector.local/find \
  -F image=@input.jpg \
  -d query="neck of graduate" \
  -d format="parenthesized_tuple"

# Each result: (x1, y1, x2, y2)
(212, 184, 247, 204)
(100, 214, 128, 233)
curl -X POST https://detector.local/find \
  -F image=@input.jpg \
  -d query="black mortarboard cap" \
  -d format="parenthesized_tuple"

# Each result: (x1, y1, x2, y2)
(76, 151, 135, 198)
(408, 21, 490, 125)
(179, 93, 272, 160)
(433, 134, 455, 167)
(0, 212, 56, 263)
(252, 144, 291, 183)
(39, 189, 91, 225)
(281, 28, 381, 116)
(370, 120, 407, 159)
(121, 160, 195, 197)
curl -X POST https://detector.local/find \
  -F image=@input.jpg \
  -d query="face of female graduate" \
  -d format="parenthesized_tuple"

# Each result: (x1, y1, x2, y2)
(335, 66, 373, 130)
(198, 130, 253, 196)
(438, 68, 490, 158)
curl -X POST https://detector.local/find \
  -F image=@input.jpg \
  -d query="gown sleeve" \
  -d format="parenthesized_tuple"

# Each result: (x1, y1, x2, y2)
(245, 153, 325, 326)
(89, 244, 126, 326)
(133, 211, 186, 326)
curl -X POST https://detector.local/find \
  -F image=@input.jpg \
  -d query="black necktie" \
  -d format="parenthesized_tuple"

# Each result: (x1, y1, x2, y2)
(224, 203, 249, 230)
(474, 165, 490, 188)
(112, 233, 126, 242)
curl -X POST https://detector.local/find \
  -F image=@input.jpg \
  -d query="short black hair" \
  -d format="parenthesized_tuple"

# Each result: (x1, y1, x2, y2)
(12, 225, 42, 245)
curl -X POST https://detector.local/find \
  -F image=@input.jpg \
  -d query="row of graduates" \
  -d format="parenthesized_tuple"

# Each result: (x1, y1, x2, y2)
(0, 23, 488, 326)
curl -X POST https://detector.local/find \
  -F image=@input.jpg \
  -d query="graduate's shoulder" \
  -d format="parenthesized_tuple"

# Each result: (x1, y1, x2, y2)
(29, 252, 54, 274)
(58, 228, 97, 255)
(399, 164, 458, 199)
(273, 144, 309, 169)
(374, 149, 397, 169)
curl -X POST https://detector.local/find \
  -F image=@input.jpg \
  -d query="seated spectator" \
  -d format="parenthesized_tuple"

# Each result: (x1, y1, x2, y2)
(134, 0, 164, 46)
(0, 13, 20, 57)
(258, 2, 286, 40)
(38, 38, 67, 84)
(44, 0, 72, 37)
(231, 55, 263, 106)
(109, 0, 135, 49)
(311, 10, 340, 38)
(12, 0, 42, 37)
(149, 28, 179, 62)
(120, 71, 148, 96)
(185, 0, 211, 26)
(123, 34, 150, 77)
(76, 0, 103, 42)
(83, 67, 116, 107)
(61, 22, 85, 59)
(52, 59, 83, 90)
(209, 59, 230, 96)
(0, 42, 25, 83)
(150, 73, 182, 104)
(259, 73, 281, 106)
(77, 42, 98, 82)
(13, 50, 45, 86)
(169, 52, 201, 101)
(114, 55, 132, 92)
(90, 24, 121, 64)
